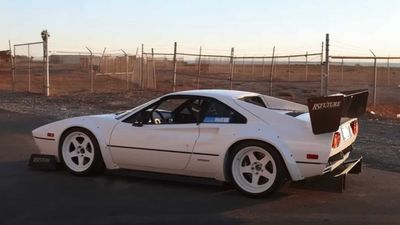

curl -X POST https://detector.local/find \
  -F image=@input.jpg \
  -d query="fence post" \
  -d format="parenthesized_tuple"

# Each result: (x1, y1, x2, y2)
(100, 47, 106, 73)
(320, 42, 324, 96)
(229, 47, 234, 90)
(151, 48, 156, 89)
(104, 54, 108, 74)
(251, 57, 255, 79)
(305, 51, 308, 81)
(86, 47, 93, 93)
(141, 44, 144, 89)
(13, 44, 16, 92)
(387, 58, 390, 86)
(341, 58, 344, 85)
(288, 56, 291, 81)
(262, 57, 265, 78)
(121, 49, 129, 90)
(197, 46, 202, 89)
(369, 49, 378, 106)
(242, 57, 245, 76)
(373, 57, 377, 106)
(8, 40, 14, 92)
(172, 42, 177, 92)
(28, 44, 31, 92)
(269, 46, 275, 96)
(145, 52, 149, 88)
(133, 47, 138, 88)
(323, 34, 329, 96)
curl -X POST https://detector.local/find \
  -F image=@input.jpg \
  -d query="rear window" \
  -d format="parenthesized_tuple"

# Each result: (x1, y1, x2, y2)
(239, 96, 266, 108)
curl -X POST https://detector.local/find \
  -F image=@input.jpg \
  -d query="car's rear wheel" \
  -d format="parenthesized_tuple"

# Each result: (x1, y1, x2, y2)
(228, 141, 285, 198)
(59, 128, 104, 176)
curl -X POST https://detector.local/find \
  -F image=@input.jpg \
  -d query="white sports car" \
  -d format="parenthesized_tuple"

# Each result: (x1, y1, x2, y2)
(30, 89, 368, 197)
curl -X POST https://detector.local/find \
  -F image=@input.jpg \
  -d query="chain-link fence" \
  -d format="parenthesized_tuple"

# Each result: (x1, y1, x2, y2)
(2, 40, 399, 108)
(329, 57, 400, 106)
(0, 45, 330, 104)
(13, 42, 44, 93)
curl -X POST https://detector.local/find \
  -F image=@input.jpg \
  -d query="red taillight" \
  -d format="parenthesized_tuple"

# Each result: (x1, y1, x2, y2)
(332, 132, 341, 148)
(350, 120, 359, 136)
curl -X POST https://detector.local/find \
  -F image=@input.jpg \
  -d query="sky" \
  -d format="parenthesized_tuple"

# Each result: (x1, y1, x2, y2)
(1, 0, 400, 57)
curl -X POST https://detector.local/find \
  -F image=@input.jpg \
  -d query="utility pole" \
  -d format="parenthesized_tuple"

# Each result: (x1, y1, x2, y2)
(41, 30, 50, 96)
(323, 34, 329, 96)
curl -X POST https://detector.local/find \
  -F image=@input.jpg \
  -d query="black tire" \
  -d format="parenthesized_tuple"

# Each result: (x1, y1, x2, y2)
(59, 128, 104, 176)
(227, 141, 286, 198)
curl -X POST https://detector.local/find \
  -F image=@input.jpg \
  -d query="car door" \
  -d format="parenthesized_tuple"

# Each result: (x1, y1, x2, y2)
(109, 96, 200, 170)
(193, 98, 247, 157)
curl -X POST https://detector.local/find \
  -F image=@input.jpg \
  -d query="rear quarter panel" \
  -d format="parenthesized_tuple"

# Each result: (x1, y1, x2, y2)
(234, 100, 333, 179)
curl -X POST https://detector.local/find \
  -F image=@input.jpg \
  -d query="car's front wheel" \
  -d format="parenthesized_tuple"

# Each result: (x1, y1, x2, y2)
(59, 128, 104, 176)
(228, 141, 286, 197)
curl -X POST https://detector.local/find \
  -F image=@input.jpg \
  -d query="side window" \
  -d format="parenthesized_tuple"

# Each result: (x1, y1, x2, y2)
(123, 97, 199, 125)
(202, 100, 246, 124)
(240, 96, 266, 108)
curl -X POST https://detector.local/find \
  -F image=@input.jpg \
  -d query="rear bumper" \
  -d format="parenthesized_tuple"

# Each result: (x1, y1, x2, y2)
(291, 157, 362, 193)
(331, 157, 362, 176)
(324, 157, 362, 192)
(323, 145, 353, 174)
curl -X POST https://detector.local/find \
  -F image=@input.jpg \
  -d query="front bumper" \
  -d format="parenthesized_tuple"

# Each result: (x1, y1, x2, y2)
(29, 154, 61, 170)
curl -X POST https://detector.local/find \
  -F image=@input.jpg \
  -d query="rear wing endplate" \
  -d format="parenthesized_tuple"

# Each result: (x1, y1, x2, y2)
(307, 89, 369, 134)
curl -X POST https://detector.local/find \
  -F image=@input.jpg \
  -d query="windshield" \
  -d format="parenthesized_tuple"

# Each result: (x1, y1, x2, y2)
(114, 98, 161, 120)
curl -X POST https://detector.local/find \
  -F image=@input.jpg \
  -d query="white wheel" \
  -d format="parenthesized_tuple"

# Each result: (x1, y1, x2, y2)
(59, 128, 104, 175)
(229, 142, 285, 197)
(62, 131, 95, 172)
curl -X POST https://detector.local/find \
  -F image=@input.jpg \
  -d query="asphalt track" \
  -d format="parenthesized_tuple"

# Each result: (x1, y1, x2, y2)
(0, 109, 399, 225)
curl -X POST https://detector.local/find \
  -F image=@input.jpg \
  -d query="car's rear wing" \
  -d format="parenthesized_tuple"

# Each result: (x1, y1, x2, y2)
(307, 89, 369, 134)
